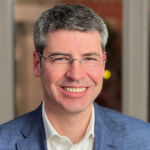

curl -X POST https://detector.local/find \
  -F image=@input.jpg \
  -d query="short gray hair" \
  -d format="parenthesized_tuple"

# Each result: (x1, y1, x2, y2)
(33, 4, 108, 55)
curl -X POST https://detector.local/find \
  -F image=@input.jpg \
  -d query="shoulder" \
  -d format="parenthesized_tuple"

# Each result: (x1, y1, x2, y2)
(94, 103, 150, 149)
(94, 102, 150, 137)
(0, 106, 41, 142)
(0, 111, 32, 136)
(94, 102, 150, 129)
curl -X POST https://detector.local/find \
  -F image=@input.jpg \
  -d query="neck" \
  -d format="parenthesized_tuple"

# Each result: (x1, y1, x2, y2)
(44, 100, 93, 144)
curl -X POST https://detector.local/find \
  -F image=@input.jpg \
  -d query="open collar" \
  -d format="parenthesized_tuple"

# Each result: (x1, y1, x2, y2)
(16, 102, 123, 150)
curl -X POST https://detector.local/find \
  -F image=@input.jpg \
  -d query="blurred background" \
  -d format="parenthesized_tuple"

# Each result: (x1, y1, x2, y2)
(0, 0, 149, 123)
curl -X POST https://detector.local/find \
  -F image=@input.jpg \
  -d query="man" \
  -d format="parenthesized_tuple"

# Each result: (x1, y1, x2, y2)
(0, 4, 150, 150)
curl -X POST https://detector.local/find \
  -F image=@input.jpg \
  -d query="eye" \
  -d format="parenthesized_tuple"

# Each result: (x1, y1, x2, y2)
(83, 57, 98, 62)
(50, 56, 70, 63)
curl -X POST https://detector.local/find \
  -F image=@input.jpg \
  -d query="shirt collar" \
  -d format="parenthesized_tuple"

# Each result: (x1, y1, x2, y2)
(42, 101, 95, 141)
(85, 105, 95, 139)
(42, 101, 58, 140)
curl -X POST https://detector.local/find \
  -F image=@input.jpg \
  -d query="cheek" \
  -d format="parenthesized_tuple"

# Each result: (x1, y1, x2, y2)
(42, 68, 65, 87)
(88, 69, 105, 84)
(40, 69, 60, 97)
(50, 70, 64, 82)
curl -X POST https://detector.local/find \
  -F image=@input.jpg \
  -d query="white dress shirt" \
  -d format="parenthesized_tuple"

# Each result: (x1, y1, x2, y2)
(42, 101, 95, 150)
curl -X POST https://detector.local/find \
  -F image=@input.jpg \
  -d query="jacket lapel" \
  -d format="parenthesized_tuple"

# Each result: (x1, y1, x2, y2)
(16, 104, 48, 150)
(94, 103, 122, 150)
(16, 136, 46, 150)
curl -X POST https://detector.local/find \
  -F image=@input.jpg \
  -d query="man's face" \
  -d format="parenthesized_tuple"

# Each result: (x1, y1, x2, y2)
(33, 30, 105, 114)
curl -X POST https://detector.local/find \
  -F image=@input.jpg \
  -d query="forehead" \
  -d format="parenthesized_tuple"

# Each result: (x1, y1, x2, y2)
(45, 30, 102, 55)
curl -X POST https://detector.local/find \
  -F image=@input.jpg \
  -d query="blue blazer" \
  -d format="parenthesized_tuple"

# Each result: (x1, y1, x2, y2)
(1, 103, 150, 150)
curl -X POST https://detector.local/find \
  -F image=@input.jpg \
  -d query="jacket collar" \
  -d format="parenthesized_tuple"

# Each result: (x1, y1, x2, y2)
(16, 104, 48, 150)
(94, 103, 122, 150)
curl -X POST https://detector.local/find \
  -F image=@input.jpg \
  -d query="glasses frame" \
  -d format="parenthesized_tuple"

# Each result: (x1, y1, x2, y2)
(38, 51, 107, 64)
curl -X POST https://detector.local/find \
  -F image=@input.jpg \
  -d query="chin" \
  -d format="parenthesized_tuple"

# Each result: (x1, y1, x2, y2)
(59, 100, 93, 114)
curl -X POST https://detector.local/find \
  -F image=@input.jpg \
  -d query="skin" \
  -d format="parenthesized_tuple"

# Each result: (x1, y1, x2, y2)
(33, 30, 105, 143)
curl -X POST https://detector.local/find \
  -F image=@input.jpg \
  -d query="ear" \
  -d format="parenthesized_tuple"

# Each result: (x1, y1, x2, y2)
(102, 52, 106, 77)
(102, 65, 105, 78)
(33, 51, 41, 77)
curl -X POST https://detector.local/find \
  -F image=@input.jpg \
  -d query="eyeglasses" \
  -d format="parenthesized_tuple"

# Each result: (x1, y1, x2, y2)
(38, 52, 107, 71)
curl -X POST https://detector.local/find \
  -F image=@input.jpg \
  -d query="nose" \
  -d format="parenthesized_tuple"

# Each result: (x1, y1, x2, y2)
(65, 59, 86, 81)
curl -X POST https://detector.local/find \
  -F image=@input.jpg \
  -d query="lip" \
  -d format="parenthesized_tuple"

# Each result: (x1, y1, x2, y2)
(58, 86, 89, 98)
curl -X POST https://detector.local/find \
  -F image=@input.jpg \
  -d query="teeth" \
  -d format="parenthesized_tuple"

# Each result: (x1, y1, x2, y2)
(64, 87, 86, 92)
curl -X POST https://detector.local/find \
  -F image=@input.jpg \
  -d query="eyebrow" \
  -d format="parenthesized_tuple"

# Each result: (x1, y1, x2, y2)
(48, 52, 71, 57)
(81, 52, 101, 57)
(48, 52, 101, 57)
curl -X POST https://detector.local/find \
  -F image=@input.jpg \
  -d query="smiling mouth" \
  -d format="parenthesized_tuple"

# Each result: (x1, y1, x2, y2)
(63, 87, 87, 92)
